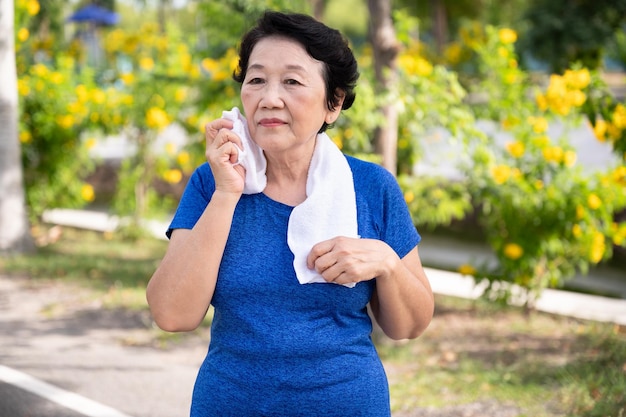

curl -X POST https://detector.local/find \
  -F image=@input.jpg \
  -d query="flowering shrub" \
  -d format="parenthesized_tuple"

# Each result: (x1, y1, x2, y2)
(17, 58, 100, 222)
(14, 0, 105, 221)
(457, 26, 626, 305)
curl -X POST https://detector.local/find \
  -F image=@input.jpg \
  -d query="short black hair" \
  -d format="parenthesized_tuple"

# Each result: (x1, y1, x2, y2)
(233, 11, 359, 132)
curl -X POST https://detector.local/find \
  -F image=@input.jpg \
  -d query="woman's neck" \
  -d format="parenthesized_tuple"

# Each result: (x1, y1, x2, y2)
(263, 152, 312, 206)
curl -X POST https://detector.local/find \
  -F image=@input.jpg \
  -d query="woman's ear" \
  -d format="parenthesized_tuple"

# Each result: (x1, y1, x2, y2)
(325, 89, 345, 124)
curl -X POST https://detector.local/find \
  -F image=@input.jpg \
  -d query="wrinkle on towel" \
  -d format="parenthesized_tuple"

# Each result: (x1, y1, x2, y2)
(287, 133, 359, 288)
(222, 107, 358, 288)
(222, 107, 267, 194)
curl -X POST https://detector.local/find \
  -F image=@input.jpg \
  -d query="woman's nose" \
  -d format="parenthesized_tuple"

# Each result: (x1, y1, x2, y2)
(259, 82, 284, 108)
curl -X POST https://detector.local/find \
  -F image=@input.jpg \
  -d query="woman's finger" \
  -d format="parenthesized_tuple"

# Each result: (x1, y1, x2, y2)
(205, 119, 234, 144)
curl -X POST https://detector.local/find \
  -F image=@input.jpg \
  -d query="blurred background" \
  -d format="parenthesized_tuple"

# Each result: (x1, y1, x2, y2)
(2, 1, 626, 416)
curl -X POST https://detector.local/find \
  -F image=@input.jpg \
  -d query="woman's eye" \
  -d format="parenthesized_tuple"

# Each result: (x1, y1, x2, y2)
(285, 79, 301, 85)
(247, 77, 264, 84)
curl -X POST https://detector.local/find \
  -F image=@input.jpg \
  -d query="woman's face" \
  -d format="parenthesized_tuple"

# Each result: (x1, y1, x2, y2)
(240, 36, 341, 157)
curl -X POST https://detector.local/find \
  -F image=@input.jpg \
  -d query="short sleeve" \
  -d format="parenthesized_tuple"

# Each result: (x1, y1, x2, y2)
(166, 163, 215, 239)
(347, 156, 420, 259)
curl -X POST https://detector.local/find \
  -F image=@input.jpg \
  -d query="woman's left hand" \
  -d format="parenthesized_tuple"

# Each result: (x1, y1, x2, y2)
(306, 236, 397, 285)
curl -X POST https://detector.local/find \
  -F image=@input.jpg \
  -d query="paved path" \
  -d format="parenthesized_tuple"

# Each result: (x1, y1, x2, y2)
(0, 275, 203, 417)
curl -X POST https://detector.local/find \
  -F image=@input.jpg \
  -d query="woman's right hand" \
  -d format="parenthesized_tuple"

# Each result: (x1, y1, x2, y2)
(205, 118, 246, 195)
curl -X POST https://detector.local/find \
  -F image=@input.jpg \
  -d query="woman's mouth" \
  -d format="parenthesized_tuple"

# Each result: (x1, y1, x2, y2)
(259, 118, 286, 127)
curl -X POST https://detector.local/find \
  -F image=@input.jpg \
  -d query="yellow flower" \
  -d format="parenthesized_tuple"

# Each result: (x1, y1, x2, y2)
(81, 184, 95, 202)
(498, 28, 517, 44)
(458, 264, 476, 276)
(534, 179, 544, 190)
(32, 63, 48, 77)
(612, 104, 626, 129)
(331, 134, 343, 149)
(404, 190, 415, 204)
(501, 116, 519, 131)
(490, 164, 512, 184)
(536, 93, 548, 111)
(26, 0, 40, 15)
(589, 232, 605, 264)
(201, 57, 219, 73)
(225, 48, 240, 73)
(607, 123, 622, 141)
(592, 119, 607, 142)
(572, 224, 582, 238)
(212, 70, 230, 82)
(19, 131, 32, 144)
(84, 137, 97, 149)
(165, 142, 176, 155)
(506, 141, 526, 158)
(587, 193, 602, 210)
(528, 116, 548, 134)
(503, 243, 524, 260)
(163, 169, 183, 184)
(145, 107, 170, 130)
(563, 68, 591, 90)
(567, 89, 587, 107)
(174, 87, 187, 103)
(17, 79, 30, 96)
(576, 204, 585, 220)
(139, 56, 155, 71)
(120, 72, 135, 85)
(75, 85, 89, 102)
(613, 223, 626, 246)
(444, 42, 463, 65)
(414, 57, 434, 77)
(542, 146, 563, 163)
(17, 28, 30, 42)
(56, 114, 75, 129)
(91, 89, 106, 104)
(176, 151, 190, 166)
(563, 150, 577, 167)
(612, 166, 626, 184)
(49, 72, 64, 84)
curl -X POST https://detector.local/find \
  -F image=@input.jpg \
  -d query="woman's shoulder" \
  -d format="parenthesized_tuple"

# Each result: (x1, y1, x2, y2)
(345, 155, 396, 185)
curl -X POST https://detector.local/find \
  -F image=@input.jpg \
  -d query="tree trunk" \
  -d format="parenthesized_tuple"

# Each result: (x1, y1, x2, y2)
(0, 0, 35, 254)
(368, 0, 400, 175)
(431, 0, 448, 55)
(310, 0, 326, 21)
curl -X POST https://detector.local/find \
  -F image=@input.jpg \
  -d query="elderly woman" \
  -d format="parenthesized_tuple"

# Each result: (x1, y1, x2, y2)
(147, 10, 433, 417)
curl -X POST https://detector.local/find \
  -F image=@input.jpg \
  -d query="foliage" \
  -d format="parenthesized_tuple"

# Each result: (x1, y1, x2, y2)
(580, 74, 626, 163)
(520, 0, 626, 73)
(398, 175, 473, 231)
(457, 26, 626, 305)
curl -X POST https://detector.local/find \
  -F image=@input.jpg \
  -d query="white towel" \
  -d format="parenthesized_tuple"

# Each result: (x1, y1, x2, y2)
(287, 134, 359, 287)
(222, 107, 267, 194)
(222, 107, 358, 287)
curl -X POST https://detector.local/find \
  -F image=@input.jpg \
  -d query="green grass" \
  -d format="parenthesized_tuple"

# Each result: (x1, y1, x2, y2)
(376, 296, 626, 416)
(1, 227, 167, 309)
(1, 227, 625, 416)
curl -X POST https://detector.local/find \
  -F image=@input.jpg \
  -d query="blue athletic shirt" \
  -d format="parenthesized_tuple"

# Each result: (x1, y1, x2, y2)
(167, 155, 421, 416)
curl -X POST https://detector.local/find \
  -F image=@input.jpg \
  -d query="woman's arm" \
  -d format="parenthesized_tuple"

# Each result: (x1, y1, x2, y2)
(146, 190, 240, 332)
(368, 246, 434, 340)
(146, 118, 245, 332)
